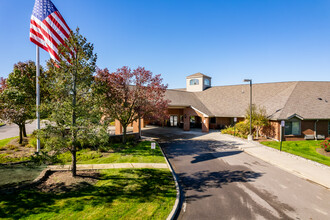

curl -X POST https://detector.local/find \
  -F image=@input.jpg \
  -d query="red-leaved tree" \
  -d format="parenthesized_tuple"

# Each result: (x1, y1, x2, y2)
(0, 77, 7, 93)
(96, 66, 169, 143)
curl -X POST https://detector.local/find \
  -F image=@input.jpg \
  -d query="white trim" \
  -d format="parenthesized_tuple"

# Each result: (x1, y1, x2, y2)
(287, 114, 304, 120)
(190, 106, 209, 117)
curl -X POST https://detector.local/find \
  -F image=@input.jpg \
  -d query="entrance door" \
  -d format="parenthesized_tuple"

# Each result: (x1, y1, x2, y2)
(170, 115, 178, 127)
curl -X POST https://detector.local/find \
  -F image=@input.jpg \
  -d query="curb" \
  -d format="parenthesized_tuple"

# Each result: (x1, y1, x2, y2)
(156, 141, 181, 220)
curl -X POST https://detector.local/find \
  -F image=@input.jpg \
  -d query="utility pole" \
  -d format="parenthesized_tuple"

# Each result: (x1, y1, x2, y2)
(244, 79, 253, 141)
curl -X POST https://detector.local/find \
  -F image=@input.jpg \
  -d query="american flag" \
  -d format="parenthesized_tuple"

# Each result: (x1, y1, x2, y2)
(30, 0, 71, 62)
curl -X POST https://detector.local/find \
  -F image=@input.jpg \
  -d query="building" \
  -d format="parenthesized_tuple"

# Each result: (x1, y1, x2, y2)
(164, 73, 330, 141)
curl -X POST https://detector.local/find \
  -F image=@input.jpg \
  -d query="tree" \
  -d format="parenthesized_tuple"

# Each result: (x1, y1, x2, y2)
(0, 61, 39, 143)
(42, 28, 99, 176)
(0, 88, 33, 144)
(96, 66, 169, 143)
(0, 77, 7, 93)
(245, 105, 269, 139)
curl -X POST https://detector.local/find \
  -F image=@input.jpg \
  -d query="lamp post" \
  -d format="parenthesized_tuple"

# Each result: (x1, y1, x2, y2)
(244, 79, 253, 141)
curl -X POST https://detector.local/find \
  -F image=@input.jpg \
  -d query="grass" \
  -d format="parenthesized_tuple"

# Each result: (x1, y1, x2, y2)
(0, 163, 46, 187)
(0, 154, 31, 164)
(0, 136, 18, 148)
(0, 168, 176, 220)
(260, 140, 330, 166)
(0, 136, 34, 163)
(57, 141, 166, 164)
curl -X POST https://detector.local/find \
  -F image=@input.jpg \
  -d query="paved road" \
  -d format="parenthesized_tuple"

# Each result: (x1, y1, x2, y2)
(143, 127, 330, 220)
(0, 121, 38, 139)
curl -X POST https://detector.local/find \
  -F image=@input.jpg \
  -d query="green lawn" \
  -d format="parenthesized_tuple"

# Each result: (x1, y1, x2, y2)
(260, 140, 330, 166)
(0, 136, 18, 148)
(0, 136, 33, 163)
(0, 163, 46, 188)
(0, 168, 176, 220)
(57, 141, 166, 164)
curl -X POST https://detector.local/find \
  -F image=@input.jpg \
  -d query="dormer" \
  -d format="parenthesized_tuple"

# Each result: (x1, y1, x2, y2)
(186, 72, 211, 92)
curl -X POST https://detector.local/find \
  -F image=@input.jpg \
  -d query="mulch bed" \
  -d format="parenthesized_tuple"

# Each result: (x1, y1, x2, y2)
(0, 137, 35, 160)
(316, 148, 330, 157)
(35, 171, 100, 194)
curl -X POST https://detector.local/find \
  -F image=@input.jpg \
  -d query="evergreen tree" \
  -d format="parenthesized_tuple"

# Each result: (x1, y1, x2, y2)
(43, 28, 100, 176)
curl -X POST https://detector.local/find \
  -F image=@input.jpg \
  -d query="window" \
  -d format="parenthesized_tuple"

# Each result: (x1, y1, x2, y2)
(328, 121, 330, 135)
(210, 117, 216, 124)
(285, 121, 301, 135)
(204, 78, 210, 86)
(190, 79, 199, 85)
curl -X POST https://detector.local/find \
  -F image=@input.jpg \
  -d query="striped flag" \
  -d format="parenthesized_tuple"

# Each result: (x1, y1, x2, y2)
(30, 0, 71, 62)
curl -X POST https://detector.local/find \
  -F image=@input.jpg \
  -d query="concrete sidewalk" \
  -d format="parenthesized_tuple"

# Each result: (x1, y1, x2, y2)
(211, 134, 330, 189)
(48, 163, 168, 171)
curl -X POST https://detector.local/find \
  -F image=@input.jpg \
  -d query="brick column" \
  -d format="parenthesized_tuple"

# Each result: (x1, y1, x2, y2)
(133, 120, 139, 133)
(183, 108, 190, 131)
(115, 119, 122, 135)
(202, 116, 209, 132)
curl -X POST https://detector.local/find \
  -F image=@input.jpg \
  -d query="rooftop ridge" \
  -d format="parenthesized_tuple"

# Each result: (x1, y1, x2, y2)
(171, 80, 330, 90)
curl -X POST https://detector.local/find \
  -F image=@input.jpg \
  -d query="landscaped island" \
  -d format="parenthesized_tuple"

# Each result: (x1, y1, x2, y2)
(0, 137, 176, 220)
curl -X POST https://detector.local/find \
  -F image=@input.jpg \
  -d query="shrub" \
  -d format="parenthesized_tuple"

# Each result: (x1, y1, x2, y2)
(221, 121, 250, 139)
(7, 144, 18, 151)
(28, 137, 45, 149)
(320, 138, 330, 152)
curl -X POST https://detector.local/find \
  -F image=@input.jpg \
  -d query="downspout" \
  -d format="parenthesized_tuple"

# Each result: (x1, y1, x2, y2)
(314, 120, 319, 140)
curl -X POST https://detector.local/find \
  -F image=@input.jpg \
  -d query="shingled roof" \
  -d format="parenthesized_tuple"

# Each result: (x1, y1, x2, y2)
(165, 81, 330, 120)
(186, 72, 211, 79)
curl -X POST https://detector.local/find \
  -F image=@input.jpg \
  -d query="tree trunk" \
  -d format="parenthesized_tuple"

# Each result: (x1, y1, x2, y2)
(22, 122, 27, 137)
(122, 125, 127, 144)
(18, 124, 23, 144)
(71, 148, 77, 177)
(138, 117, 141, 140)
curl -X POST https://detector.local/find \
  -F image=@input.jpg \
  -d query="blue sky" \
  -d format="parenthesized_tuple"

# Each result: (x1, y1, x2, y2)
(1, 0, 330, 88)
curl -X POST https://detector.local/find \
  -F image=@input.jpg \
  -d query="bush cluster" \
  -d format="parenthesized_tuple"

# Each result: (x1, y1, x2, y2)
(320, 138, 330, 152)
(221, 121, 250, 139)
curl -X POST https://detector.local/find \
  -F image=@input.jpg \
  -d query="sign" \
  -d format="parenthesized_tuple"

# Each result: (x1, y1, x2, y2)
(151, 142, 156, 149)
(234, 117, 237, 122)
(281, 120, 285, 127)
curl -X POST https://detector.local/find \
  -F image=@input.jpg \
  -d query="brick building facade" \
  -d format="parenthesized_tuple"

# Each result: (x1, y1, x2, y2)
(115, 73, 330, 141)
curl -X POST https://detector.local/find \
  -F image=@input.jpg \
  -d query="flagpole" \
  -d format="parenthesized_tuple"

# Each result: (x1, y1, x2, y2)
(36, 45, 41, 153)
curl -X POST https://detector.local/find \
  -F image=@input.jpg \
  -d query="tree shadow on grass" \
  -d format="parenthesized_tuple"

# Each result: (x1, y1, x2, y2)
(0, 169, 176, 219)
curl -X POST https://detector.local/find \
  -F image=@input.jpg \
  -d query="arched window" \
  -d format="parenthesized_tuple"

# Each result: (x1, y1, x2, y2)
(190, 79, 199, 85)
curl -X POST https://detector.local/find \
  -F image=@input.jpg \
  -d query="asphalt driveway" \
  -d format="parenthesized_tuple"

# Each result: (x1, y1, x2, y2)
(143, 127, 330, 220)
(0, 121, 38, 139)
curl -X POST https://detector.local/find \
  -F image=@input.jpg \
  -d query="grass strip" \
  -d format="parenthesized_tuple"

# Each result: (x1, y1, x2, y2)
(260, 140, 330, 166)
(57, 141, 166, 164)
(0, 136, 18, 148)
